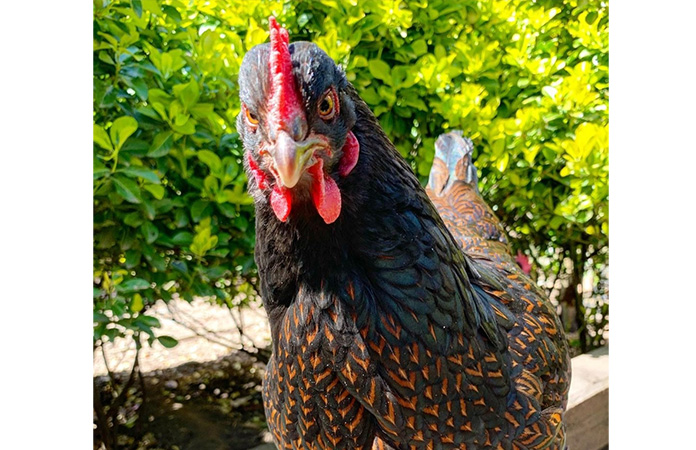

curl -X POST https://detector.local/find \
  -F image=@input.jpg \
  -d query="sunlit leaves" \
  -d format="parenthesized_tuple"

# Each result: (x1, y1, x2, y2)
(173, 80, 200, 109)
(130, 293, 144, 313)
(110, 116, 139, 152)
(94, 0, 608, 351)
(190, 217, 219, 258)
(147, 131, 173, 157)
(197, 150, 222, 175)
(368, 59, 391, 83)
(244, 18, 269, 50)
(144, 184, 165, 200)
(93, 124, 112, 151)
(147, 47, 186, 80)
(112, 176, 142, 204)
(94, 0, 259, 348)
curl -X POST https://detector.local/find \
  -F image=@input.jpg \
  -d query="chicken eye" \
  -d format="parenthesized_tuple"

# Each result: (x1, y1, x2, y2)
(318, 89, 338, 120)
(243, 104, 259, 127)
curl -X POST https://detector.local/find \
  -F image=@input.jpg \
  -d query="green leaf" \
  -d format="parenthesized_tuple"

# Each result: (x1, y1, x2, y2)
(297, 12, 311, 27)
(148, 131, 173, 157)
(94, 312, 110, 323)
(138, 315, 161, 328)
(121, 167, 160, 184)
(120, 278, 150, 292)
(411, 39, 427, 56)
(171, 231, 193, 245)
(508, 171, 528, 186)
(94, 168, 110, 180)
(110, 116, 139, 151)
(204, 175, 219, 194)
(174, 80, 200, 109)
(223, 190, 254, 205)
(197, 150, 222, 174)
(190, 200, 212, 222)
(94, 124, 113, 150)
(98, 51, 115, 65)
(496, 153, 509, 172)
(174, 209, 189, 228)
(351, 55, 368, 68)
(162, 5, 182, 22)
(223, 158, 240, 181)
(141, 222, 159, 244)
(151, 102, 168, 121)
(158, 335, 179, 348)
(549, 215, 564, 229)
(131, 0, 143, 17)
(142, 0, 163, 15)
(130, 293, 144, 313)
(541, 86, 557, 100)
(142, 245, 166, 271)
(171, 260, 188, 273)
(368, 59, 391, 83)
(123, 212, 144, 227)
(113, 176, 142, 204)
(124, 250, 141, 268)
(360, 87, 380, 105)
(141, 198, 156, 220)
(127, 77, 149, 101)
(144, 184, 165, 200)
(170, 116, 196, 135)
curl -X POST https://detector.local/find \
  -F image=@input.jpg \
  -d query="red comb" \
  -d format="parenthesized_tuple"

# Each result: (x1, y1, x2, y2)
(268, 17, 304, 132)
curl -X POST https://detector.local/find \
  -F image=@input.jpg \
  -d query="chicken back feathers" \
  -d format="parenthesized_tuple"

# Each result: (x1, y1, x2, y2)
(425, 131, 572, 449)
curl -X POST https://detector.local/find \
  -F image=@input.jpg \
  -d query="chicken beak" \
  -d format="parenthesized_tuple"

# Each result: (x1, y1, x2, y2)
(272, 130, 318, 189)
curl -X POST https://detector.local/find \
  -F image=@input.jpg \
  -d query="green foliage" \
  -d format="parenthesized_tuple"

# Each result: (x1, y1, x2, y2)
(94, 0, 608, 350)
(93, 0, 258, 347)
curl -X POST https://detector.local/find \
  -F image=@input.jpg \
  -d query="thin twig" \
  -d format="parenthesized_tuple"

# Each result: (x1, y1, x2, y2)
(167, 301, 270, 362)
(100, 342, 118, 389)
(164, 303, 240, 350)
(228, 306, 257, 351)
(133, 334, 148, 448)
(167, 301, 246, 349)
(108, 338, 140, 414)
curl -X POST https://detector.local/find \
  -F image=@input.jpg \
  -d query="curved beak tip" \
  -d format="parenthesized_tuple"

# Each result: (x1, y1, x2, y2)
(272, 132, 313, 189)
(276, 161, 301, 189)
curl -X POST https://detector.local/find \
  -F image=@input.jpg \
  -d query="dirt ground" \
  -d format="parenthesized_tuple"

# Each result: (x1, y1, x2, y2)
(94, 297, 272, 376)
(94, 298, 276, 450)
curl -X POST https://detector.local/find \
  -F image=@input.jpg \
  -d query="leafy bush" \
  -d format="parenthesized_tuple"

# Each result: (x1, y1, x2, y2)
(93, 0, 608, 353)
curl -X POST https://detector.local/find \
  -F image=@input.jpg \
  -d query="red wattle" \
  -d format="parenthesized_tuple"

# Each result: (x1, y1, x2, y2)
(309, 159, 341, 224)
(246, 151, 268, 190)
(270, 186, 292, 222)
(338, 131, 360, 177)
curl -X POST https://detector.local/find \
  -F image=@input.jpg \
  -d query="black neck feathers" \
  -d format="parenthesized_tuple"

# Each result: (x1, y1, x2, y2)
(251, 84, 505, 351)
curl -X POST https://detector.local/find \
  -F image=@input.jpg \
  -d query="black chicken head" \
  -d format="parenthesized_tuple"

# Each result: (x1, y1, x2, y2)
(237, 17, 359, 224)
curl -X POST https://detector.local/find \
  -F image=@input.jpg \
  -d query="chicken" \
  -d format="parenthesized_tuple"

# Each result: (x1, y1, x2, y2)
(237, 18, 571, 450)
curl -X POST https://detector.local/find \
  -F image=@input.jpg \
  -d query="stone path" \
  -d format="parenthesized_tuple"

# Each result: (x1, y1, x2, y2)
(94, 297, 272, 376)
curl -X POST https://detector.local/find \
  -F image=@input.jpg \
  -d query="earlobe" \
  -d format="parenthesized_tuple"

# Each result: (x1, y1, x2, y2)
(338, 131, 360, 177)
